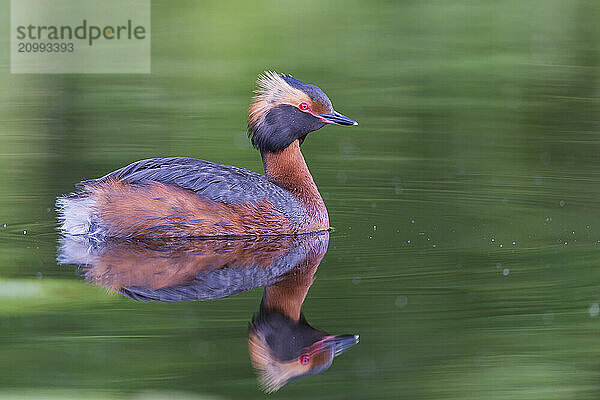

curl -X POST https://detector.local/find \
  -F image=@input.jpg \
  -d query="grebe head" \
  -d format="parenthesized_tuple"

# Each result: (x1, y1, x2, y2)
(249, 310, 359, 393)
(248, 71, 358, 153)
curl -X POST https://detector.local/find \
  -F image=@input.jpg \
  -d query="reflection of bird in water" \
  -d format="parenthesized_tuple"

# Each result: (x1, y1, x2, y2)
(248, 236, 359, 393)
(59, 235, 311, 300)
(58, 231, 358, 392)
(56, 72, 358, 239)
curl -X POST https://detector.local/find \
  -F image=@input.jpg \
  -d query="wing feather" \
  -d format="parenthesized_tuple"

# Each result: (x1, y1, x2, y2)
(78, 157, 304, 221)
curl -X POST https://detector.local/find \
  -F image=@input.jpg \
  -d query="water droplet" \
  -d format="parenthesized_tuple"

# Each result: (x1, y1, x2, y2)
(407, 240, 411, 244)
(564, 241, 568, 245)
(432, 244, 436, 248)
(499, 244, 503, 248)
(540, 151, 551, 165)
(373, 225, 377, 231)
(2, 224, 6, 228)
(559, 200, 565, 207)
(491, 238, 495, 242)
(502, 268, 510, 276)
(23, 230, 27, 235)
(411, 219, 415, 224)
(589, 303, 599, 317)
(395, 296, 408, 308)
(512, 241, 516, 245)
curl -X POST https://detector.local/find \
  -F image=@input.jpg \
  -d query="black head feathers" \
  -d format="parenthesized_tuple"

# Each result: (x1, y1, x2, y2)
(248, 72, 339, 153)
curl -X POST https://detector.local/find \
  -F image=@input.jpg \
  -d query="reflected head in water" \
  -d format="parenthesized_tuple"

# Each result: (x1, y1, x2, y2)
(58, 231, 358, 392)
(250, 303, 359, 393)
(247, 233, 359, 393)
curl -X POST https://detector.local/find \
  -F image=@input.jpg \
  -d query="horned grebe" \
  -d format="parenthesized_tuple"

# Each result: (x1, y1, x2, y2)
(57, 72, 358, 238)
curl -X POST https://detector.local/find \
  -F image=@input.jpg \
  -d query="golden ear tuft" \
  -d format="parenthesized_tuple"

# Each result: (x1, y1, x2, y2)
(248, 330, 305, 393)
(254, 71, 288, 96)
(248, 71, 309, 127)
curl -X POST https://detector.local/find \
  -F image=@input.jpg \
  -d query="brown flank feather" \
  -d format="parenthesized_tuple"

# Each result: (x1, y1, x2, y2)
(89, 179, 297, 237)
(83, 237, 295, 292)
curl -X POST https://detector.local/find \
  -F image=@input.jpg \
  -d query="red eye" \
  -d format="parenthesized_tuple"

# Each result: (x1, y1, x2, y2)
(299, 102, 309, 111)
(300, 355, 310, 365)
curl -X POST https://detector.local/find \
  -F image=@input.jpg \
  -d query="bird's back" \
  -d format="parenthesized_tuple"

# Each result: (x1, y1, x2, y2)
(57, 157, 323, 238)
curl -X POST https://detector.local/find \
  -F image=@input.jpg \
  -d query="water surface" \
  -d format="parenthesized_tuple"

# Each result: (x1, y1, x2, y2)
(1, 0, 600, 399)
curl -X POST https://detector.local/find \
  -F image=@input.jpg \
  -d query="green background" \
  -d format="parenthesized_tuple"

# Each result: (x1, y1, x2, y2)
(1, 0, 600, 398)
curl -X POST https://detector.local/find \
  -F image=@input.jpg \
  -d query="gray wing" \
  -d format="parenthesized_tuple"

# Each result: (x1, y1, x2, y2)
(118, 255, 301, 302)
(79, 157, 304, 217)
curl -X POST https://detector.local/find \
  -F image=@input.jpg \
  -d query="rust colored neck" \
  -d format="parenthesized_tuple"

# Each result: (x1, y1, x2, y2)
(262, 270, 315, 321)
(261, 140, 326, 218)
(261, 238, 326, 321)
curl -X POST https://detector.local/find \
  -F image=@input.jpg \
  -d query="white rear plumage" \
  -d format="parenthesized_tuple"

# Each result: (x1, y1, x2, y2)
(56, 195, 99, 236)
